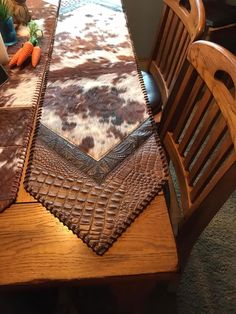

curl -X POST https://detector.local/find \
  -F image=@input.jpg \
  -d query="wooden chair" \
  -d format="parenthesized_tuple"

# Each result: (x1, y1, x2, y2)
(142, 0, 205, 116)
(160, 40, 236, 267)
(0, 41, 235, 313)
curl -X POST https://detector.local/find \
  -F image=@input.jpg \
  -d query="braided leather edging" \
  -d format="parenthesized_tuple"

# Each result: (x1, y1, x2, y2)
(24, 0, 62, 192)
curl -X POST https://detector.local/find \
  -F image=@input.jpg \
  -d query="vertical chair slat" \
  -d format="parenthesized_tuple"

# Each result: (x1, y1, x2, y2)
(150, 4, 169, 67)
(159, 9, 175, 73)
(156, 6, 172, 66)
(170, 32, 190, 92)
(167, 26, 188, 87)
(178, 87, 213, 156)
(189, 153, 236, 215)
(160, 64, 197, 137)
(161, 14, 180, 79)
(189, 116, 228, 185)
(164, 17, 183, 81)
(184, 102, 220, 169)
(173, 76, 204, 143)
(190, 133, 233, 202)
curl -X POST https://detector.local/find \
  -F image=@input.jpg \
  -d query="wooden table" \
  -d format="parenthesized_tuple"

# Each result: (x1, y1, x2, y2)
(0, 0, 178, 289)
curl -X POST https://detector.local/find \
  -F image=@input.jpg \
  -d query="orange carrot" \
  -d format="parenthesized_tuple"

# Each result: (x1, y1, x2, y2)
(17, 41, 34, 66)
(31, 46, 41, 68)
(9, 48, 23, 68)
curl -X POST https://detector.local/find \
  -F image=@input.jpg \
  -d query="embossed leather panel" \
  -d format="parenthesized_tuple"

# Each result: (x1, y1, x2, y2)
(26, 134, 168, 255)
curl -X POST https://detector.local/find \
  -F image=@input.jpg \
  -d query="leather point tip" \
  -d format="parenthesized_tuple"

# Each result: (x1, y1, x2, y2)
(0, 199, 15, 213)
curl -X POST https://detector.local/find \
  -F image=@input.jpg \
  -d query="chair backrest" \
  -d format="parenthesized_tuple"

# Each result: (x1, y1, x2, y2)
(148, 0, 205, 105)
(159, 40, 236, 266)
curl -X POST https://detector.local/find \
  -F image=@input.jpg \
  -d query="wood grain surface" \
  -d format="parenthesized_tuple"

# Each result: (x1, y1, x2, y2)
(0, 187, 178, 286)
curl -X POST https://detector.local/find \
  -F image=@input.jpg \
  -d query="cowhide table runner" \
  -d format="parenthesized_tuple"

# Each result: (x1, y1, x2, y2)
(0, 0, 60, 212)
(25, 0, 168, 255)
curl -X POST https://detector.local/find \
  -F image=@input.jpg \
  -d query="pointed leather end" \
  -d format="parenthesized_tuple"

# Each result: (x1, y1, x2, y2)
(0, 199, 14, 213)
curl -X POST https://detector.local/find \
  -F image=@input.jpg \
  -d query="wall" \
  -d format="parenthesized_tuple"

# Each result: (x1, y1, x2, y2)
(123, 0, 163, 59)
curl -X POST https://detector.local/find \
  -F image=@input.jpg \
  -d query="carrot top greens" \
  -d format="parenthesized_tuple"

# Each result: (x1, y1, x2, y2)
(28, 21, 43, 46)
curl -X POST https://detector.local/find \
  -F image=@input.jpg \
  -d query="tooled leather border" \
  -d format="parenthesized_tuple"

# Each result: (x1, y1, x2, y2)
(38, 119, 153, 184)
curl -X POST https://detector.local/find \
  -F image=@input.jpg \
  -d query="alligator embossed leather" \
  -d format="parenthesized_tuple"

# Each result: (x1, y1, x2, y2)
(25, 0, 168, 255)
(0, 0, 60, 212)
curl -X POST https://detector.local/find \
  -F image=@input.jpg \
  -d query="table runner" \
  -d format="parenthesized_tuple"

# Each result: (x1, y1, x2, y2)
(0, 0, 60, 212)
(25, 0, 168, 255)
